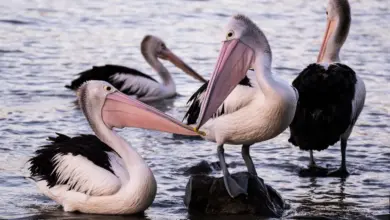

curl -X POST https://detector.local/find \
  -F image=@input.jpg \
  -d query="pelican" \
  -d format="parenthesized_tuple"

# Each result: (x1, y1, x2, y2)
(28, 80, 198, 214)
(181, 14, 298, 197)
(288, 0, 366, 177)
(65, 35, 206, 102)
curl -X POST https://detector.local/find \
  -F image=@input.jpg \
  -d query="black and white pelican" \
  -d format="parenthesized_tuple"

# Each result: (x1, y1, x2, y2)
(178, 14, 298, 197)
(28, 80, 198, 214)
(288, 0, 366, 177)
(65, 35, 206, 102)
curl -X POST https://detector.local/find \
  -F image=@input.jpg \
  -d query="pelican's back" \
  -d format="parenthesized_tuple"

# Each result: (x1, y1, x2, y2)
(288, 63, 357, 151)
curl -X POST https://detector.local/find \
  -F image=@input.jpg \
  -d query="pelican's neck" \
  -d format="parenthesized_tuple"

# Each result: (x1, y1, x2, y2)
(321, 16, 350, 63)
(143, 54, 176, 92)
(92, 120, 155, 194)
(253, 51, 280, 97)
(96, 126, 147, 171)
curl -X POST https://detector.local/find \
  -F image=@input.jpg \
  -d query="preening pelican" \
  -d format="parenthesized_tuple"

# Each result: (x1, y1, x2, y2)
(182, 14, 298, 197)
(288, 0, 366, 177)
(65, 35, 206, 102)
(28, 80, 198, 214)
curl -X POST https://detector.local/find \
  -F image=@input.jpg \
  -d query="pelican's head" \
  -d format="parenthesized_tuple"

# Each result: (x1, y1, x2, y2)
(196, 14, 271, 129)
(77, 80, 199, 136)
(141, 35, 206, 83)
(317, 0, 351, 63)
(77, 80, 117, 130)
(222, 14, 272, 65)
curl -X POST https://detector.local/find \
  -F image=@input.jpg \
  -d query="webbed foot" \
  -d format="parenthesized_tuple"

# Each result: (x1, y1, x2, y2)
(224, 175, 248, 198)
(327, 167, 349, 178)
(299, 164, 329, 177)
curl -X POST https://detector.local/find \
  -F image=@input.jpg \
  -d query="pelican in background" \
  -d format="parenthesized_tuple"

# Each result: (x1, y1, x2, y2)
(288, 0, 365, 177)
(28, 81, 198, 214)
(65, 35, 207, 102)
(151, 14, 298, 198)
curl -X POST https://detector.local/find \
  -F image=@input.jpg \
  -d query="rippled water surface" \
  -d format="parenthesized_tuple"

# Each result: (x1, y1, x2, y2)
(0, 0, 389, 219)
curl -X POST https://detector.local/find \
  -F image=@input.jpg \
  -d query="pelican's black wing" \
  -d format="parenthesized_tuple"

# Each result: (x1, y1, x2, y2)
(183, 75, 253, 125)
(288, 63, 357, 151)
(28, 133, 116, 188)
(66, 64, 157, 90)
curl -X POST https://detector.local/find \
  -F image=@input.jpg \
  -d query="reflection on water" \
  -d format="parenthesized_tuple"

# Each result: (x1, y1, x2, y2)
(0, 0, 389, 219)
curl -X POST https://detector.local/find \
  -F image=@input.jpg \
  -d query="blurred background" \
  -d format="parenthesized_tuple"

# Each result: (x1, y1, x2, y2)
(0, 0, 389, 219)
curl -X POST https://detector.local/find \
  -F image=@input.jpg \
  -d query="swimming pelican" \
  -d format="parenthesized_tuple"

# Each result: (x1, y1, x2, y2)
(65, 35, 206, 102)
(28, 80, 198, 214)
(181, 14, 298, 198)
(288, 0, 365, 177)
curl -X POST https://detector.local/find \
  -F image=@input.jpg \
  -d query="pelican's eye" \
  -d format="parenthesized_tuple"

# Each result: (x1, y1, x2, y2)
(104, 85, 112, 91)
(161, 43, 167, 50)
(226, 30, 234, 40)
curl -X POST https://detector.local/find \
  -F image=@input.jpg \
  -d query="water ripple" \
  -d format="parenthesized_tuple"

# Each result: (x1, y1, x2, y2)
(0, 0, 389, 219)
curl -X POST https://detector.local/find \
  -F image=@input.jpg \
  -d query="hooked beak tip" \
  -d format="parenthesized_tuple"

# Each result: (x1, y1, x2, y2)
(194, 127, 206, 136)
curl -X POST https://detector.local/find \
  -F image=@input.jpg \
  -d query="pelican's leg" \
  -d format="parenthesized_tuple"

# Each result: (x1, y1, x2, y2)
(299, 150, 328, 177)
(309, 150, 316, 168)
(217, 144, 247, 198)
(241, 144, 257, 176)
(307, 150, 327, 170)
(328, 139, 350, 177)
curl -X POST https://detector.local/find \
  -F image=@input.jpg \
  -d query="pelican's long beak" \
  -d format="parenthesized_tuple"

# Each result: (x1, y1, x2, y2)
(196, 39, 254, 129)
(102, 91, 202, 136)
(161, 49, 207, 83)
(317, 18, 336, 63)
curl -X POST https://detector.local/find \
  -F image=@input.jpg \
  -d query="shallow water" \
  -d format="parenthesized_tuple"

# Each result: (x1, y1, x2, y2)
(0, 0, 389, 219)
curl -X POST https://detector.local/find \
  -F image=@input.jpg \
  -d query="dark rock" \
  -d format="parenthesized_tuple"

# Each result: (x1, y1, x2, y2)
(184, 160, 213, 175)
(184, 172, 287, 217)
(183, 160, 237, 175)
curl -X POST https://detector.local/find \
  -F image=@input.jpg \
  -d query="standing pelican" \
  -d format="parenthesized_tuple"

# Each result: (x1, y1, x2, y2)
(181, 14, 298, 198)
(28, 81, 198, 214)
(288, 0, 365, 177)
(65, 35, 206, 102)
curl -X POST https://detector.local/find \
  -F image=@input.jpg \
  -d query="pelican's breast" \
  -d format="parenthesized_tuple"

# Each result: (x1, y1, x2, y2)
(211, 86, 297, 145)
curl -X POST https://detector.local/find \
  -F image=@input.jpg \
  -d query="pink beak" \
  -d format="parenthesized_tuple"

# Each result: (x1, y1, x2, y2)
(196, 39, 254, 129)
(101, 91, 199, 136)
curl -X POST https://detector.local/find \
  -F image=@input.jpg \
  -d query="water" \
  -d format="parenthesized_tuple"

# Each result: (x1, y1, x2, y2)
(0, 0, 389, 219)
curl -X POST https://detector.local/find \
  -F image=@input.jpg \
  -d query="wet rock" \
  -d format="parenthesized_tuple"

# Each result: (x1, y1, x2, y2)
(184, 172, 287, 217)
(183, 160, 237, 175)
(184, 160, 212, 175)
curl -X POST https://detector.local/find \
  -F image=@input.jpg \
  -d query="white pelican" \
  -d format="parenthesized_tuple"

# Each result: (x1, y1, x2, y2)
(179, 14, 299, 197)
(65, 35, 206, 102)
(28, 80, 198, 214)
(288, 0, 366, 177)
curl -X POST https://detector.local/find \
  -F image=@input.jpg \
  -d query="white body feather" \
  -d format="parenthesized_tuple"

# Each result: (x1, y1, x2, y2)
(341, 75, 366, 140)
(192, 69, 298, 145)
(51, 153, 122, 196)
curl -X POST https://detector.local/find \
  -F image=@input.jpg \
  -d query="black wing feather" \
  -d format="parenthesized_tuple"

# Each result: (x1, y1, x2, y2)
(28, 133, 115, 188)
(65, 64, 157, 90)
(183, 76, 253, 125)
(288, 63, 357, 151)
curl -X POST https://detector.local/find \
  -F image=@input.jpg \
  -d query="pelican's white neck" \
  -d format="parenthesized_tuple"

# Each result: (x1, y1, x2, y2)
(92, 120, 156, 209)
(253, 51, 278, 96)
(153, 58, 176, 90)
(143, 53, 176, 92)
(96, 126, 147, 171)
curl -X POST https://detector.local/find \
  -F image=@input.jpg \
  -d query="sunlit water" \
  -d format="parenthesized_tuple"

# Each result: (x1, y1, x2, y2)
(0, 0, 389, 219)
